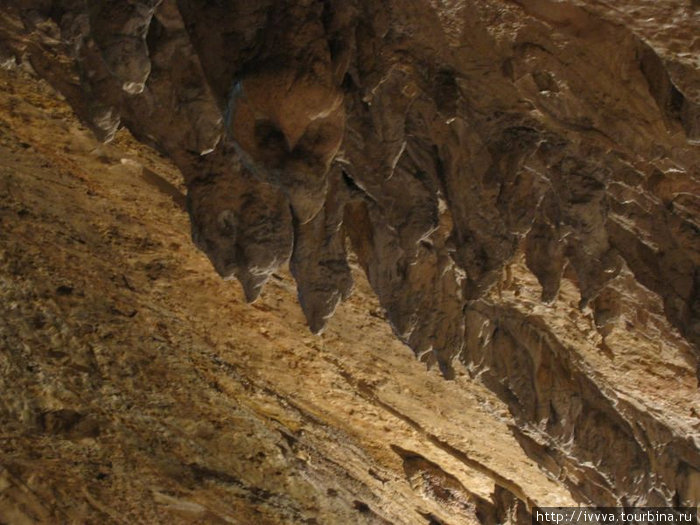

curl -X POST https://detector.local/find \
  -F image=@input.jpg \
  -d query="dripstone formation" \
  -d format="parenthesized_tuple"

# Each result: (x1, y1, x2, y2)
(1, 0, 698, 514)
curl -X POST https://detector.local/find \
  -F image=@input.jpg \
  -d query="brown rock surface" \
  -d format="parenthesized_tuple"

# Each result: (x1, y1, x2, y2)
(0, 0, 698, 521)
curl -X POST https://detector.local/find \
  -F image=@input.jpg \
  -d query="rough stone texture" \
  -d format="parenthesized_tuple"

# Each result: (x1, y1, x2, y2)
(0, 68, 571, 523)
(0, 0, 698, 520)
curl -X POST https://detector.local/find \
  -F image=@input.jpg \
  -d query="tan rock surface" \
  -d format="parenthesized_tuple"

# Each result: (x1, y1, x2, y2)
(0, 0, 698, 521)
(0, 66, 568, 524)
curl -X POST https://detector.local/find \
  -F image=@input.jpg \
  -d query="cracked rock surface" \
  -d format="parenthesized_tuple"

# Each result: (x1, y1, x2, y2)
(0, 0, 698, 520)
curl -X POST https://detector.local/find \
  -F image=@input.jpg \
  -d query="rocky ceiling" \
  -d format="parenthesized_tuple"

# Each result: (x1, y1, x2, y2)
(0, 0, 699, 521)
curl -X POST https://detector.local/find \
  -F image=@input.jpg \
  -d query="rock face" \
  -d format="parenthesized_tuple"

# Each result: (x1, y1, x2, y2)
(0, 0, 698, 521)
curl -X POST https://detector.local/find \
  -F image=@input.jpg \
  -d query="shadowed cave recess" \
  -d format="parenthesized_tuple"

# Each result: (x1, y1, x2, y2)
(0, 0, 699, 522)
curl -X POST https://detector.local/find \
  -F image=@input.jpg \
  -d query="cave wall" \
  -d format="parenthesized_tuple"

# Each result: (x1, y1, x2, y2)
(0, 0, 698, 518)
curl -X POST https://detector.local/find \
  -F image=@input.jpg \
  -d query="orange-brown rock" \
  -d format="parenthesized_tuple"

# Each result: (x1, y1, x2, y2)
(0, 0, 698, 522)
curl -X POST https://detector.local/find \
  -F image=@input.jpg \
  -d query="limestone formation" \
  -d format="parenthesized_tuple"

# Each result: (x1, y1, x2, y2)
(0, 0, 698, 520)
